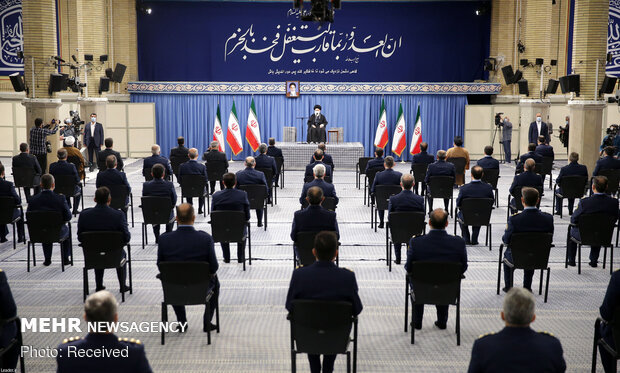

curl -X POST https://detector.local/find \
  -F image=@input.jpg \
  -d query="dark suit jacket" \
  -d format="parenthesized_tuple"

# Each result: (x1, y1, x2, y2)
(600, 271, 620, 346)
(142, 178, 177, 219)
(157, 226, 218, 278)
(405, 229, 468, 272)
(211, 188, 251, 221)
(309, 153, 334, 171)
(516, 152, 543, 172)
(170, 145, 189, 160)
(27, 190, 72, 238)
(77, 204, 131, 243)
(304, 161, 332, 181)
(12, 152, 42, 176)
(556, 162, 588, 185)
(570, 193, 619, 235)
(291, 205, 339, 241)
(98, 148, 123, 170)
(266, 145, 283, 158)
(528, 121, 550, 144)
(502, 208, 554, 245)
(83, 122, 104, 147)
(388, 190, 424, 213)
(49, 160, 80, 185)
(0, 179, 21, 206)
(412, 151, 435, 165)
(300, 179, 338, 205)
(96, 168, 131, 204)
(457, 180, 494, 207)
(594, 156, 620, 176)
(178, 160, 208, 181)
(285, 260, 363, 315)
(509, 171, 543, 195)
(365, 156, 385, 173)
(143, 155, 173, 177)
(476, 156, 500, 170)
(256, 154, 278, 178)
(371, 168, 402, 195)
(535, 144, 554, 159)
(424, 160, 456, 184)
(236, 167, 268, 194)
(203, 149, 228, 166)
(0, 270, 17, 351)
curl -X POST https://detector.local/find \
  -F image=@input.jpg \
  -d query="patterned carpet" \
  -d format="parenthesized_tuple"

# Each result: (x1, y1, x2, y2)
(0, 157, 612, 372)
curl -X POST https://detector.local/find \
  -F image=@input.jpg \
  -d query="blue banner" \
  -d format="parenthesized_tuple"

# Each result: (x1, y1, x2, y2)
(608, 0, 620, 76)
(137, 1, 490, 83)
(0, 0, 22, 75)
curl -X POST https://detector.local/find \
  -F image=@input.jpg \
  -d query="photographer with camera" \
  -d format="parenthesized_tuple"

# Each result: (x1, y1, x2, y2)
(600, 124, 620, 156)
(498, 114, 513, 163)
(558, 116, 570, 149)
(29, 117, 59, 172)
(60, 118, 77, 146)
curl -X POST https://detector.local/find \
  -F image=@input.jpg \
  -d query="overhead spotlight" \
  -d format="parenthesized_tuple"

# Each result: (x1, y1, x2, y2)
(483, 57, 496, 72)
(501, 65, 516, 84)
(474, 3, 490, 16)
(105, 67, 114, 80)
(520, 59, 529, 67)
(145, 7, 152, 14)
(550, 59, 557, 66)
(9, 72, 26, 93)
(546, 79, 559, 94)
(513, 69, 523, 82)
(517, 79, 529, 96)
(535, 58, 544, 66)
(99, 77, 110, 94)
(84, 54, 93, 62)
(559, 74, 580, 96)
(99, 55, 108, 62)
(136, 1, 153, 15)
(600, 76, 618, 96)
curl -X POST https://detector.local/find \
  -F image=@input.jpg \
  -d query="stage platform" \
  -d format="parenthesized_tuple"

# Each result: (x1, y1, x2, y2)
(279, 142, 364, 170)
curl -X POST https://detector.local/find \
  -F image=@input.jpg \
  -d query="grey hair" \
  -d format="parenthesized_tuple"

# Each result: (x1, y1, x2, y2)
(313, 163, 326, 178)
(503, 287, 535, 326)
(210, 141, 219, 149)
(258, 143, 268, 154)
(84, 290, 118, 326)
(151, 144, 160, 155)
(437, 150, 447, 160)
(245, 156, 256, 167)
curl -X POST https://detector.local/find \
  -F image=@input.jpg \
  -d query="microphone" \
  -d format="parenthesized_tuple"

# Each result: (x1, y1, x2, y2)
(71, 55, 78, 63)
(53, 56, 65, 63)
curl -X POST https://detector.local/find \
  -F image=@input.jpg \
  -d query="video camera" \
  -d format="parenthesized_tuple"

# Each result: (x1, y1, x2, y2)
(69, 110, 84, 132)
(495, 113, 504, 126)
(602, 124, 619, 148)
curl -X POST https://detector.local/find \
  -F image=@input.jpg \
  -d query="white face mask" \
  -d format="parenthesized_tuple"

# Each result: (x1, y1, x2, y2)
(536, 117, 541, 122)
(565, 120, 569, 125)
(315, 110, 320, 115)
(91, 117, 96, 122)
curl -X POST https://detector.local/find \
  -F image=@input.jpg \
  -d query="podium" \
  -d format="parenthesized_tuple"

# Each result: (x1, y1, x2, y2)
(283, 127, 297, 142)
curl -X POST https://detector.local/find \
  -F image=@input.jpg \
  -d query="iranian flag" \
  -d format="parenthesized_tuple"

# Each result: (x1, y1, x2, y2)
(213, 104, 225, 152)
(410, 106, 423, 155)
(245, 98, 261, 152)
(373, 98, 389, 149)
(226, 100, 243, 155)
(391, 102, 407, 157)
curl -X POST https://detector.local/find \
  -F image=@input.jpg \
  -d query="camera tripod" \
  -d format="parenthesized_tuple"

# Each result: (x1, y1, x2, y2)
(491, 123, 505, 163)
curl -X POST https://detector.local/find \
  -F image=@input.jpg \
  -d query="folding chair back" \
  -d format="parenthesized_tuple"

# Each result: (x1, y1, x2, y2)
(141, 196, 173, 225)
(577, 213, 617, 247)
(180, 175, 207, 198)
(290, 300, 353, 355)
(410, 163, 429, 184)
(81, 231, 126, 270)
(210, 210, 247, 243)
(508, 232, 553, 270)
(25, 211, 64, 244)
(408, 261, 462, 306)
(374, 185, 403, 211)
(158, 261, 213, 306)
(388, 211, 425, 244)
(459, 198, 494, 226)
(109, 184, 130, 210)
(238, 184, 267, 210)
(557, 175, 588, 199)
(143, 167, 153, 181)
(447, 157, 467, 176)
(54, 174, 79, 198)
(599, 169, 620, 195)
(295, 231, 320, 266)
(12, 167, 36, 188)
(427, 176, 455, 199)
(481, 168, 499, 189)
(0, 197, 17, 224)
(205, 161, 228, 183)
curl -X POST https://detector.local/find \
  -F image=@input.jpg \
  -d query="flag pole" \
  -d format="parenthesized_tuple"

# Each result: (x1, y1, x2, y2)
(400, 98, 405, 163)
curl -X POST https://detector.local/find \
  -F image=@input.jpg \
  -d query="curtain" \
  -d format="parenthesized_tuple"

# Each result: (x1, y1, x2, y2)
(130, 93, 467, 162)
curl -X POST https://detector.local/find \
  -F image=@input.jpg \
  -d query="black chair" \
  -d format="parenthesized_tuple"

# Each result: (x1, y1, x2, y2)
(140, 196, 175, 250)
(507, 186, 543, 220)
(275, 156, 285, 189)
(238, 184, 268, 231)
(143, 167, 154, 181)
(288, 300, 357, 373)
(553, 175, 588, 218)
(592, 308, 620, 373)
(205, 160, 228, 194)
(209, 211, 251, 270)
(405, 262, 462, 345)
(256, 167, 277, 205)
(534, 163, 543, 175)
(97, 157, 107, 172)
(0, 197, 24, 250)
(386, 211, 426, 272)
(481, 168, 500, 207)
(497, 232, 553, 303)
(0, 315, 25, 372)
(80, 231, 132, 302)
(294, 231, 339, 268)
(356, 157, 373, 189)
(454, 198, 494, 251)
(108, 184, 134, 227)
(180, 174, 209, 216)
(410, 163, 429, 196)
(170, 156, 186, 183)
(371, 185, 402, 231)
(598, 169, 620, 196)
(541, 156, 554, 189)
(425, 176, 455, 217)
(447, 157, 467, 185)
(568, 213, 617, 274)
(301, 197, 337, 212)
(158, 261, 219, 345)
(54, 174, 84, 216)
(364, 168, 381, 206)
(25, 211, 73, 272)
(12, 167, 37, 201)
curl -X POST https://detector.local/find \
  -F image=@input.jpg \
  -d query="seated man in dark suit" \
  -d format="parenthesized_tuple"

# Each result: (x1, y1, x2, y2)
(387, 174, 424, 264)
(300, 164, 338, 207)
(97, 137, 123, 171)
(291, 186, 340, 250)
(502, 187, 553, 292)
(476, 145, 500, 169)
(143, 144, 173, 180)
(158, 203, 219, 332)
(567, 176, 619, 267)
(78, 187, 130, 292)
(27, 174, 72, 266)
(534, 135, 554, 159)
(203, 141, 228, 194)
(554, 151, 588, 215)
(516, 143, 543, 174)
(0, 269, 19, 371)
(211, 173, 250, 263)
(309, 143, 334, 172)
(179, 148, 208, 214)
(468, 287, 565, 373)
(142, 164, 177, 243)
(170, 136, 189, 160)
(255, 143, 278, 195)
(509, 159, 543, 211)
(594, 146, 620, 176)
(285, 231, 362, 373)
(457, 166, 494, 245)
(371, 156, 402, 228)
(424, 150, 456, 210)
(236, 156, 268, 227)
(12, 142, 42, 201)
(405, 208, 467, 330)
(266, 137, 283, 158)
(0, 164, 24, 243)
(304, 149, 332, 182)
(49, 148, 81, 215)
(365, 147, 385, 174)
(411, 142, 435, 194)
(96, 155, 131, 214)
(56, 290, 152, 373)
(597, 269, 620, 373)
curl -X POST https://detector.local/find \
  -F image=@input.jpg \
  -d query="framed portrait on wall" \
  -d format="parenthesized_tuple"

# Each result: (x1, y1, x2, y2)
(286, 81, 300, 98)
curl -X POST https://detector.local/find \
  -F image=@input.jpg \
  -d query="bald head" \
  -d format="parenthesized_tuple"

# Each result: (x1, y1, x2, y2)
(401, 173, 414, 190)
(245, 156, 256, 168)
(429, 208, 449, 229)
(176, 203, 195, 225)
(151, 144, 160, 155)
(307, 186, 324, 205)
(524, 158, 536, 172)
(188, 148, 198, 159)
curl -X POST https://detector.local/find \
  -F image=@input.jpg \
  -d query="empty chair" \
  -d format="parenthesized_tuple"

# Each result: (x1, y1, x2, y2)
(25, 211, 73, 272)
(569, 214, 617, 274)
(108, 184, 134, 227)
(209, 211, 251, 270)
(455, 198, 494, 251)
(238, 184, 268, 231)
(425, 176, 455, 216)
(386, 211, 426, 272)
(158, 261, 220, 345)
(140, 196, 175, 250)
(481, 168, 500, 207)
(180, 174, 209, 216)
(371, 185, 402, 231)
(356, 157, 373, 189)
(553, 175, 588, 218)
